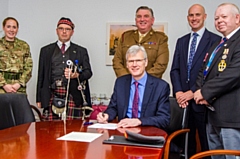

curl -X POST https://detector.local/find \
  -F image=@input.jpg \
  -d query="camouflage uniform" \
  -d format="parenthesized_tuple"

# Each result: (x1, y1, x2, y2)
(0, 37, 32, 93)
(113, 28, 169, 78)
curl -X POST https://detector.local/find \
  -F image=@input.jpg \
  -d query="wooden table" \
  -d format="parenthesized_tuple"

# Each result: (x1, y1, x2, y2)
(0, 120, 167, 159)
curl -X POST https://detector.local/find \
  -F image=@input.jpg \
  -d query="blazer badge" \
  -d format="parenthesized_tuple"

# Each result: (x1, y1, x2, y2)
(218, 60, 226, 72)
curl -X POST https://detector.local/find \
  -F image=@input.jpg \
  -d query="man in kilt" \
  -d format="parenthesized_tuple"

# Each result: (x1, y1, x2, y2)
(36, 17, 92, 120)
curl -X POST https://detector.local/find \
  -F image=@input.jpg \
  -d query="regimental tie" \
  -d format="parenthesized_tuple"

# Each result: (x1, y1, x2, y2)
(203, 37, 227, 79)
(132, 81, 139, 118)
(61, 43, 65, 54)
(187, 32, 198, 81)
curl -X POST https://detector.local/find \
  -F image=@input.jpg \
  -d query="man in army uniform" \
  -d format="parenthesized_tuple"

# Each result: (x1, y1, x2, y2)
(112, 6, 169, 78)
(0, 17, 32, 94)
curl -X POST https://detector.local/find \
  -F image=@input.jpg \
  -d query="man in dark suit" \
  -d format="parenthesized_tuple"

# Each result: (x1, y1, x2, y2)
(36, 17, 92, 120)
(97, 45, 170, 129)
(194, 3, 240, 159)
(170, 4, 221, 157)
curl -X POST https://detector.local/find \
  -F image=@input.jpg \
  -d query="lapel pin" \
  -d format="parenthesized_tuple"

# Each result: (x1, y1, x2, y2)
(222, 54, 227, 60)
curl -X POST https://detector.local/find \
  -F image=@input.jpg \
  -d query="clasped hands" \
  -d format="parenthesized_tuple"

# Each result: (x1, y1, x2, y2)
(176, 90, 193, 108)
(96, 112, 142, 128)
(3, 83, 21, 93)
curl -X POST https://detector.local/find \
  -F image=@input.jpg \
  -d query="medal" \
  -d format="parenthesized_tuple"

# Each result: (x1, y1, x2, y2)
(223, 48, 229, 55)
(222, 54, 227, 60)
(218, 60, 226, 72)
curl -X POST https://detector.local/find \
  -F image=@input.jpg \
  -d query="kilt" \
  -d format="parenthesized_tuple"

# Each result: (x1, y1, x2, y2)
(43, 86, 82, 120)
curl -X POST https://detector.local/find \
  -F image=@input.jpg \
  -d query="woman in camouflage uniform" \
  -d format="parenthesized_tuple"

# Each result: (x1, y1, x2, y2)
(0, 17, 32, 93)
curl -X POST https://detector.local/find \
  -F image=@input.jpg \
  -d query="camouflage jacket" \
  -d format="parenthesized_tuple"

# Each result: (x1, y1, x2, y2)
(0, 37, 32, 92)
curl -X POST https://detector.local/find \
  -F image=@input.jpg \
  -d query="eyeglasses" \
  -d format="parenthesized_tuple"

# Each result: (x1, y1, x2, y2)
(127, 58, 146, 65)
(57, 27, 72, 32)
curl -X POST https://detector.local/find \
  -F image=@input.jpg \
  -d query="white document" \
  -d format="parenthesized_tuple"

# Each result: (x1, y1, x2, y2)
(88, 123, 117, 130)
(57, 132, 102, 142)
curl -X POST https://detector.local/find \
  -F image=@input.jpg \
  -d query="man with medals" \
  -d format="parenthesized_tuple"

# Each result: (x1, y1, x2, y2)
(194, 3, 240, 159)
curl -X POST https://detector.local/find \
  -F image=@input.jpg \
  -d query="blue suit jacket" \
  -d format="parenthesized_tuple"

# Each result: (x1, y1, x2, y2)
(170, 29, 221, 112)
(105, 73, 170, 129)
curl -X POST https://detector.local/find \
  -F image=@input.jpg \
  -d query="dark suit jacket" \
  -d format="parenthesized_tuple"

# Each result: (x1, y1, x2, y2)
(196, 29, 240, 128)
(36, 42, 92, 108)
(105, 73, 170, 129)
(170, 29, 221, 112)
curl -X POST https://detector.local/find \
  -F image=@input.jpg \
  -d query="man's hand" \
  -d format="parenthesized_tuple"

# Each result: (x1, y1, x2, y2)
(176, 90, 194, 108)
(97, 112, 109, 124)
(176, 91, 188, 107)
(37, 102, 42, 108)
(194, 89, 204, 104)
(64, 68, 79, 79)
(183, 90, 194, 100)
(176, 91, 184, 103)
(117, 118, 141, 128)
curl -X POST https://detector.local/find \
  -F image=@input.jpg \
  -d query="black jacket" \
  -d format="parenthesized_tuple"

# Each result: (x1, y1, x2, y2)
(196, 29, 240, 128)
(36, 42, 92, 108)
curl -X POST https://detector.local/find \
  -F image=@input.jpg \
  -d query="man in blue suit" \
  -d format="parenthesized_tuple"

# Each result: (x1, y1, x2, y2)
(170, 4, 221, 158)
(97, 45, 170, 129)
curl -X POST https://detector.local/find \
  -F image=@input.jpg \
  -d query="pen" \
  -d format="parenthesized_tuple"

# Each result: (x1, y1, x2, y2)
(102, 111, 105, 118)
(84, 122, 93, 125)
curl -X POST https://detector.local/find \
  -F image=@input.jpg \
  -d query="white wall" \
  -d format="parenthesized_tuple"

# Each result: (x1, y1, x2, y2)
(2, 0, 240, 105)
(0, 0, 8, 36)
